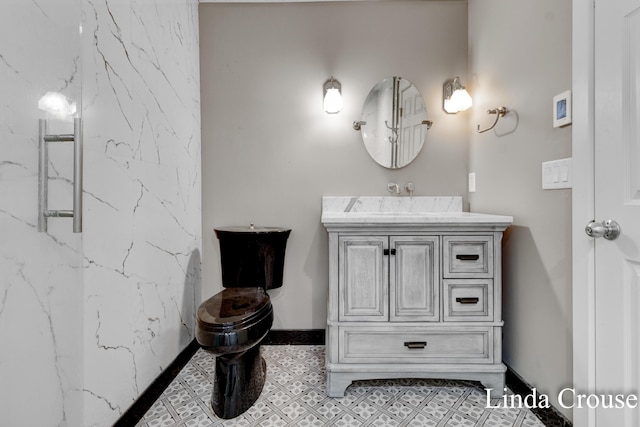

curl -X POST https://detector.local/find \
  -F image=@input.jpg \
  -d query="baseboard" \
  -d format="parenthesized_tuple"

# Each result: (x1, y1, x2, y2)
(505, 365, 573, 427)
(112, 339, 200, 427)
(263, 329, 326, 345)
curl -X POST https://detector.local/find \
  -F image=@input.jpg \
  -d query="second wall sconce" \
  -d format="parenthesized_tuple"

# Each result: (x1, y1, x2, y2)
(323, 77, 342, 114)
(443, 77, 472, 114)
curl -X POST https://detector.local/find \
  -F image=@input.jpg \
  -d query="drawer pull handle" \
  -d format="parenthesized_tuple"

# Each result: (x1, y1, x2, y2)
(456, 254, 480, 261)
(404, 341, 427, 349)
(456, 297, 480, 304)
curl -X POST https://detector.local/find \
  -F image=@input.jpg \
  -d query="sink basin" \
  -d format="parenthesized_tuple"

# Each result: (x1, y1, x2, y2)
(321, 196, 513, 225)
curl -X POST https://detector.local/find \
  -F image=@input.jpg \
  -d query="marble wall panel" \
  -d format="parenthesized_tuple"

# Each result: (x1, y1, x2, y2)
(80, 0, 201, 425)
(0, 0, 200, 426)
(0, 0, 84, 425)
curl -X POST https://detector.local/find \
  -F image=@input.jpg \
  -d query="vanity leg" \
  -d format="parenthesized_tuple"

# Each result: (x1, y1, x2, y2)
(481, 374, 506, 398)
(326, 373, 352, 398)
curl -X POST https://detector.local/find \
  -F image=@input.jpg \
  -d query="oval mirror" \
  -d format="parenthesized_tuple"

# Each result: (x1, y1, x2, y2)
(357, 77, 429, 169)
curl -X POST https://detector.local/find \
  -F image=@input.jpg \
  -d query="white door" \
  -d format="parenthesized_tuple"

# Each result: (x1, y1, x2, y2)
(593, 0, 640, 424)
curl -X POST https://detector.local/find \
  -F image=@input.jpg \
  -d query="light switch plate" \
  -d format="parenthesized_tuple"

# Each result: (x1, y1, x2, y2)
(542, 158, 572, 189)
(468, 172, 476, 193)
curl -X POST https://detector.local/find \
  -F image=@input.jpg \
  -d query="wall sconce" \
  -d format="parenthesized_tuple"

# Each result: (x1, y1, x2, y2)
(443, 77, 472, 114)
(323, 77, 342, 114)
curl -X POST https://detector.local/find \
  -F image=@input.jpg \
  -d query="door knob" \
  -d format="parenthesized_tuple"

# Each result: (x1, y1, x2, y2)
(585, 219, 621, 240)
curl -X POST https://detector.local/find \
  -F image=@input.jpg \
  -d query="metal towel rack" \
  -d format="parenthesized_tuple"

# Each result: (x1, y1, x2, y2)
(38, 118, 83, 233)
(477, 106, 508, 133)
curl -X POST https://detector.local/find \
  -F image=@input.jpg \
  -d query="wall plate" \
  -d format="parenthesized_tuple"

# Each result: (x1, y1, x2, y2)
(542, 158, 572, 189)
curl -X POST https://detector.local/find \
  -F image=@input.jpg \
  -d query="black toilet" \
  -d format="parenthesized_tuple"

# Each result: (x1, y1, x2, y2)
(196, 225, 291, 419)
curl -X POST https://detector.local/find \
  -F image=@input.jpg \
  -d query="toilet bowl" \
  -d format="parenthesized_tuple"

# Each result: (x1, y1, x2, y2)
(196, 225, 290, 419)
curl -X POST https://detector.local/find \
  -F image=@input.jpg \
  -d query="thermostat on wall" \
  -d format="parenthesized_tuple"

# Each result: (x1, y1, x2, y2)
(553, 90, 572, 128)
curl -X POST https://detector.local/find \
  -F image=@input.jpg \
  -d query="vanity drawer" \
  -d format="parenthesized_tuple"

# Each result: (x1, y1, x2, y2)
(443, 236, 493, 278)
(443, 279, 493, 321)
(338, 326, 492, 364)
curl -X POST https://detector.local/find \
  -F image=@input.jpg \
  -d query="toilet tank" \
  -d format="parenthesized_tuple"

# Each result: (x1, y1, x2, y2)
(215, 226, 291, 290)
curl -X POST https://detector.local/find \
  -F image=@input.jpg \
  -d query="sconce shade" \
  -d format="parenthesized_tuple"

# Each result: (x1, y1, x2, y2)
(443, 77, 472, 114)
(323, 77, 342, 114)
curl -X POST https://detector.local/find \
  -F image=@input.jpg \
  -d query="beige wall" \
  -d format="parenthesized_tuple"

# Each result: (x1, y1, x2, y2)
(200, 2, 573, 419)
(200, 1, 470, 329)
(468, 0, 573, 420)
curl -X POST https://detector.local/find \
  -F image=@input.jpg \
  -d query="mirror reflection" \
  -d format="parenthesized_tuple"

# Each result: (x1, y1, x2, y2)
(357, 77, 429, 169)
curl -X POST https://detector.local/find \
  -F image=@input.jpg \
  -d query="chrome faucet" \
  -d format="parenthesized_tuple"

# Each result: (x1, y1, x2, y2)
(387, 183, 401, 194)
(405, 182, 415, 197)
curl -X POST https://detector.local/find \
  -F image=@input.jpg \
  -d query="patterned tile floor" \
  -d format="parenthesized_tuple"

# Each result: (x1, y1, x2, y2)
(136, 345, 546, 427)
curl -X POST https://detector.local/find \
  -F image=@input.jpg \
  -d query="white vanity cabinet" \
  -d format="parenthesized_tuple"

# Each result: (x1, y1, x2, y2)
(321, 197, 513, 398)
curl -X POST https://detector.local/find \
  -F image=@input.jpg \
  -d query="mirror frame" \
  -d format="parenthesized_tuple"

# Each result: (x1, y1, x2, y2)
(356, 76, 430, 169)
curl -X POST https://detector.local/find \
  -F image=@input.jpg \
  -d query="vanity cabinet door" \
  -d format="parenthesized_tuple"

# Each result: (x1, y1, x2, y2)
(390, 236, 440, 322)
(338, 236, 388, 321)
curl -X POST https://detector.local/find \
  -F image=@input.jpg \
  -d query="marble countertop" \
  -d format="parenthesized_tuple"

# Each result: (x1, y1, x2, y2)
(321, 196, 513, 225)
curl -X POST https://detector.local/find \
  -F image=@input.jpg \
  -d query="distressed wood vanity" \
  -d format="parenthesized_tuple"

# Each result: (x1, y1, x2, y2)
(321, 196, 513, 398)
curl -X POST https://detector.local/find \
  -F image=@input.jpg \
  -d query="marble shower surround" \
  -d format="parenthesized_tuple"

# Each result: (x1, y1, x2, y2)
(0, 1, 201, 426)
(81, 1, 201, 424)
(0, 2, 84, 425)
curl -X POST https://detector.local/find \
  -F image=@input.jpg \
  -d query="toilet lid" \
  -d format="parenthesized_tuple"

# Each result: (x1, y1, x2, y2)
(198, 288, 271, 330)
